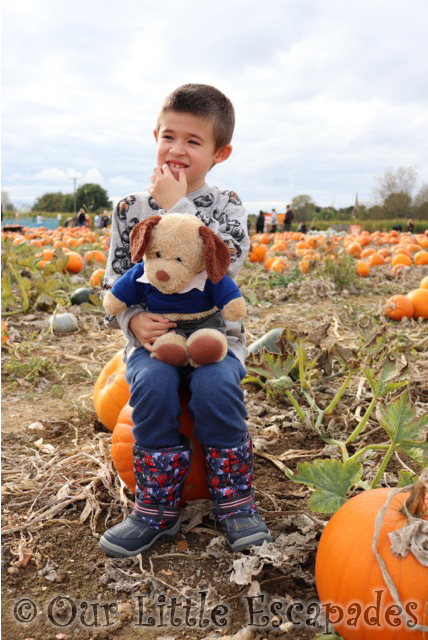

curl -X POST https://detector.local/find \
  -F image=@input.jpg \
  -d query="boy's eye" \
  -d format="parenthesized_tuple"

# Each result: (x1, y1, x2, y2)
(156, 251, 162, 258)
(176, 257, 182, 262)
(189, 140, 200, 145)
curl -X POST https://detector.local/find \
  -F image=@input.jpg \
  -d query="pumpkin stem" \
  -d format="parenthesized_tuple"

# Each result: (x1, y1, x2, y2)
(401, 470, 428, 519)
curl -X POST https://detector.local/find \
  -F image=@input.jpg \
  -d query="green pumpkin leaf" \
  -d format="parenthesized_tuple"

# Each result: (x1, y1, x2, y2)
(364, 358, 409, 398)
(398, 443, 428, 467)
(376, 392, 428, 446)
(293, 459, 363, 514)
(397, 470, 418, 487)
(245, 349, 296, 385)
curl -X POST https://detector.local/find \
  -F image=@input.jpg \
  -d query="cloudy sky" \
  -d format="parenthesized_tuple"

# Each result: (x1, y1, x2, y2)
(2, 0, 428, 213)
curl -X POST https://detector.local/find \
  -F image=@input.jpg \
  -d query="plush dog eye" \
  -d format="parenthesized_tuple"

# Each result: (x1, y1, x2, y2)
(156, 251, 162, 258)
(176, 257, 182, 262)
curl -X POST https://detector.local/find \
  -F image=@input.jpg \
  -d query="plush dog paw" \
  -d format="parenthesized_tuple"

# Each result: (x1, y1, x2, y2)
(153, 333, 189, 367)
(187, 329, 228, 367)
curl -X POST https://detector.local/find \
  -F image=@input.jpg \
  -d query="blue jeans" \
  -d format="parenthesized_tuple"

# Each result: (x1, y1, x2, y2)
(125, 347, 248, 449)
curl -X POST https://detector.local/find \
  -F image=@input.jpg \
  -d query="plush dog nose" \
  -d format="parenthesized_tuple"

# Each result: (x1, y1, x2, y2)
(156, 270, 170, 282)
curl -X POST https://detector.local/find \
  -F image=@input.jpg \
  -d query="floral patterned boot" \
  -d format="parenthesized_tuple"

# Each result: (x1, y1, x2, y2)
(204, 435, 272, 552)
(99, 443, 190, 557)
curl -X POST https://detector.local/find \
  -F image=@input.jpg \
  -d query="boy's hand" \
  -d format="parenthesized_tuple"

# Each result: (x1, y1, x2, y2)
(129, 312, 177, 352)
(148, 164, 187, 211)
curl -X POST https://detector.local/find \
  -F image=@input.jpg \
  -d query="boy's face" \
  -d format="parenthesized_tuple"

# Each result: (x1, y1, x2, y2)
(154, 111, 232, 193)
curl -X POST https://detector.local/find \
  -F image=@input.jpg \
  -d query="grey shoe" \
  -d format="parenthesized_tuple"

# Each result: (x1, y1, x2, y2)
(99, 505, 181, 557)
(213, 492, 272, 551)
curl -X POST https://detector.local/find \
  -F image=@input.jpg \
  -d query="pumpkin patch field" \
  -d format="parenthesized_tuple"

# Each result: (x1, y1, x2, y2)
(1, 225, 428, 640)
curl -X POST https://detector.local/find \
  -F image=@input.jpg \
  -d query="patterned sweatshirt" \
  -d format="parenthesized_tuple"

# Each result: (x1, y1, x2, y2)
(103, 183, 250, 364)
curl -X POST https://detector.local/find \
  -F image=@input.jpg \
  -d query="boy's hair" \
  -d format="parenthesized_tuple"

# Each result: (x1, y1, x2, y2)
(157, 84, 235, 150)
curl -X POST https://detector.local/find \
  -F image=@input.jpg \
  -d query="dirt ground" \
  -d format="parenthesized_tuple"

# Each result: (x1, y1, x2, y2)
(2, 263, 427, 640)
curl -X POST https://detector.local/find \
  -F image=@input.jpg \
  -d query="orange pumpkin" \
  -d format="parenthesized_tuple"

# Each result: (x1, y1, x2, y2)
(413, 250, 428, 266)
(248, 243, 267, 262)
(112, 394, 211, 503)
(384, 295, 414, 321)
(89, 268, 106, 287)
(367, 252, 386, 267)
(65, 251, 84, 274)
(315, 484, 428, 639)
(391, 254, 412, 268)
(345, 242, 362, 258)
(85, 249, 107, 265)
(406, 288, 428, 319)
(269, 257, 288, 272)
(355, 261, 370, 277)
(420, 276, 428, 290)
(93, 351, 130, 431)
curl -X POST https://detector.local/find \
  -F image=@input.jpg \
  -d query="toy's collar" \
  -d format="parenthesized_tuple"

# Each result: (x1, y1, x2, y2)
(136, 269, 208, 293)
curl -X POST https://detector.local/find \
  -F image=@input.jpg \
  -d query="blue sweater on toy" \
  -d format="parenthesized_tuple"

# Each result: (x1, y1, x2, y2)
(110, 262, 241, 316)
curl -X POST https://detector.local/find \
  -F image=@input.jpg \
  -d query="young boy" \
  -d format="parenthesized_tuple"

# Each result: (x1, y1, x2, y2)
(99, 84, 272, 557)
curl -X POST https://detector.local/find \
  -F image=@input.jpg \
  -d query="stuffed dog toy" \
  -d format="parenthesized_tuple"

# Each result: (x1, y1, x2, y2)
(103, 213, 246, 367)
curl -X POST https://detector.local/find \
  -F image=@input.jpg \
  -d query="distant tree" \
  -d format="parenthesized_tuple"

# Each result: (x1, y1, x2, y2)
(61, 194, 75, 213)
(316, 207, 336, 221)
(1, 190, 15, 212)
(374, 166, 418, 203)
(355, 205, 369, 220)
(76, 183, 111, 212)
(413, 184, 428, 219)
(291, 194, 316, 220)
(368, 205, 385, 220)
(383, 192, 412, 218)
(32, 192, 64, 212)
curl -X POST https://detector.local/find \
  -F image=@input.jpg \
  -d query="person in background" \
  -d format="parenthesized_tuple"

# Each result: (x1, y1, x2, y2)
(94, 212, 102, 228)
(283, 205, 294, 231)
(256, 210, 265, 233)
(36, 213, 43, 226)
(77, 208, 87, 226)
(297, 221, 307, 234)
(101, 213, 110, 228)
(57, 213, 62, 226)
(391, 223, 402, 232)
(407, 218, 414, 233)
(270, 208, 278, 232)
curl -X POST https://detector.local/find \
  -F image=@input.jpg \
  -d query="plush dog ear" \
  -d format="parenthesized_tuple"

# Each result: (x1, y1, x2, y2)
(199, 226, 231, 283)
(129, 216, 162, 263)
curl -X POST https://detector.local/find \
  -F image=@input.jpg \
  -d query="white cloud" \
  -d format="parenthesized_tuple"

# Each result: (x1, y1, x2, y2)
(1, 0, 427, 211)
(33, 168, 69, 183)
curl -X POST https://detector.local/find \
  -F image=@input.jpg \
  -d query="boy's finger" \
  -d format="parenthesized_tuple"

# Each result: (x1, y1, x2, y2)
(146, 313, 174, 324)
(178, 169, 187, 186)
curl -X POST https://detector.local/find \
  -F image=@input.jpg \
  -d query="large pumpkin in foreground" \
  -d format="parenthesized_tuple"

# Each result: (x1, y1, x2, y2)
(111, 393, 211, 504)
(315, 484, 428, 639)
(93, 350, 129, 431)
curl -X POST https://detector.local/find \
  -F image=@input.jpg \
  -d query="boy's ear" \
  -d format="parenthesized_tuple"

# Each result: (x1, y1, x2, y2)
(213, 144, 232, 165)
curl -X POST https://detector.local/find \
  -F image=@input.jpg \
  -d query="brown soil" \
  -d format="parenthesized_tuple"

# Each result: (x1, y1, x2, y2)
(2, 264, 427, 640)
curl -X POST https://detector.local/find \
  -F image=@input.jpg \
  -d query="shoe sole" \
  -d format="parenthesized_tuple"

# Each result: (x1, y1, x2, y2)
(228, 532, 273, 552)
(98, 518, 181, 557)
